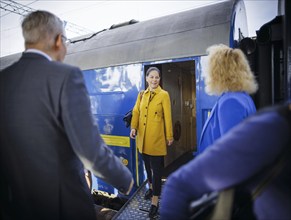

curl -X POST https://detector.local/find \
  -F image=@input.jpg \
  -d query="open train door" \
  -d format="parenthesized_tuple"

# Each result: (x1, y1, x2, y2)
(145, 59, 197, 167)
(161, 60, 197, 166)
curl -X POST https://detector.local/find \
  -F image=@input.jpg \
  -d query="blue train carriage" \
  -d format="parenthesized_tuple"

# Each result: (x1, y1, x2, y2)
(63, 0, 248, 196)
(0, 0, 249, 196)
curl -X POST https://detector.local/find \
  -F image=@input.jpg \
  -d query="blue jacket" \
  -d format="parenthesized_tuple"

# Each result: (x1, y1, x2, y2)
(160, 107, 291, 220)
(198, 92, 256, 154)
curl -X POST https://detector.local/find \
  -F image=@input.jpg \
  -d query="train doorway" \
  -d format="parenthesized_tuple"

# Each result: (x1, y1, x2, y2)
(145, 60, 196, 167)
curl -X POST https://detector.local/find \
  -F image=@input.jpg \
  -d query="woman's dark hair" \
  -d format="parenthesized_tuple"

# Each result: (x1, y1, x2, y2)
(146, 67, 161, 77)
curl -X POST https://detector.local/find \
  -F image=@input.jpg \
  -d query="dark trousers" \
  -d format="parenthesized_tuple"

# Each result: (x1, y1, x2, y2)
(142, 153, 164, 196)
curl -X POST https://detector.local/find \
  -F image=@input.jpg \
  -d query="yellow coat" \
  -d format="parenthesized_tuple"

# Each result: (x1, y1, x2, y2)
(131, 86, 173, 156)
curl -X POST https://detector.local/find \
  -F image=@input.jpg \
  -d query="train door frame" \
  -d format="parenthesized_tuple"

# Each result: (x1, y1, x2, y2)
(143, 57, 199, 167)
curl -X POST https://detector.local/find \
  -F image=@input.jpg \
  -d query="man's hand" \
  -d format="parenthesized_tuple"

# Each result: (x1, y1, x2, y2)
(125, 178, 134, 195)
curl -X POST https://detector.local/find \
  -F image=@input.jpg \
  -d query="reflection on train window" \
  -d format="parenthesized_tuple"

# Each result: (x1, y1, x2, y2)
(82, 64, 142, 93)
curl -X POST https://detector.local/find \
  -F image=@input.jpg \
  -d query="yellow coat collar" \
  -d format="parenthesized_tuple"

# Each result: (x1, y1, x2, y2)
(144, 86, 162, 94)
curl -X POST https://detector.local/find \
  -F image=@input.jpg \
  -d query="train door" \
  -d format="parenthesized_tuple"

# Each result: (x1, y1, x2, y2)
(145, 60, 197, 167)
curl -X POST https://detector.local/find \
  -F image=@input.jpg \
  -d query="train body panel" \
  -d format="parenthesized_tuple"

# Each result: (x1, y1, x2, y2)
(0, 0, 250, 195)
(81, 64, 145, 194)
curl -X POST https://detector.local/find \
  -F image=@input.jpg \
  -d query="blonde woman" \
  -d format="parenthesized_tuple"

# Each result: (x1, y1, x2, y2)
(198, 44, 258, 154)
(130, 67, 173, 218)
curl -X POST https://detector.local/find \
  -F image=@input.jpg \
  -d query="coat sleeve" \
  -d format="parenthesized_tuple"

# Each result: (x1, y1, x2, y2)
(163, 92, 173, 141)
(160, 110, 290, 220)
(61, 68, 132, 194)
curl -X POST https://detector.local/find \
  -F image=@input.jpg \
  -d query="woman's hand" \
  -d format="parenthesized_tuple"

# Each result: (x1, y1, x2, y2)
(167, 139, 174, 146)
(130, 129, 137, 139)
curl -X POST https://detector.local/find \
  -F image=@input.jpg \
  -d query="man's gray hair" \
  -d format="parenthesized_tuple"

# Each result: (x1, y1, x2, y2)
(22, 10, 64, 44)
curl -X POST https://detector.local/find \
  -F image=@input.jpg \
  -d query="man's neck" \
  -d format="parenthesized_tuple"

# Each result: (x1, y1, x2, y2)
(25, 43, 56, 61)
(25, 48, 52, 61)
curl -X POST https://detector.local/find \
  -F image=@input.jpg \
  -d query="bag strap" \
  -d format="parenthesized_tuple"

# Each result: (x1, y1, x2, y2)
(209, 188, 234, 220)
(139, 90, 144, 101)
(251, 143, 290, 200)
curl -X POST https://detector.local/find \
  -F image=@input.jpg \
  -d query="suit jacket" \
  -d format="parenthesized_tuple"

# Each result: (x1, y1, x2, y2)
(160, 105, 291, 220)
(198, 92, 256, 154)
(0, 52, 132, 220)
(131, 86, 173, 156)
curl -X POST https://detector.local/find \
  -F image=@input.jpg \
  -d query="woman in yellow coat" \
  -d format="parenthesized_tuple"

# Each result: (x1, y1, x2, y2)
(130, 67, 173, 218)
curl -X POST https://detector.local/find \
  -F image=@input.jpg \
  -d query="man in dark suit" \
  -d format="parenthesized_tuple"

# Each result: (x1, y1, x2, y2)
(0, 10, 133, 220)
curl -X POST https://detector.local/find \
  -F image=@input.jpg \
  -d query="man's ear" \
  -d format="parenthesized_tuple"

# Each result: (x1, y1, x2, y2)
(55, 34, 62, 49)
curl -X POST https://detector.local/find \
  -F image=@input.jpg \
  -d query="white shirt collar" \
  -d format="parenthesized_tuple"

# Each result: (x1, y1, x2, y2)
(25, 49, 52, 61)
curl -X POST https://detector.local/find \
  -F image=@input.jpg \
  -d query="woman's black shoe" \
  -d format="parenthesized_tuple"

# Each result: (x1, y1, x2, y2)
(149, 204, 159, 218)
(144, 189, 153, 200)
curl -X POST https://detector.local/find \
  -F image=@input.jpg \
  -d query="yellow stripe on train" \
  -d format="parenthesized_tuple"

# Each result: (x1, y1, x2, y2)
(101, 134, 130, 148)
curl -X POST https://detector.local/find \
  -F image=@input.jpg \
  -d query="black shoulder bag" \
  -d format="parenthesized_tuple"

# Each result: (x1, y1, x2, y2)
(123, 90, 144, 128)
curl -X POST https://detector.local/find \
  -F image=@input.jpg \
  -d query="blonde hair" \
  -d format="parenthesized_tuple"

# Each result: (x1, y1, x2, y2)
(204, 44, 258, 95)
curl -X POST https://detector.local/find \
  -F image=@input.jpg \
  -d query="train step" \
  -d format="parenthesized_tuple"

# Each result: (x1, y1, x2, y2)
(112, 152, 194, 220)
(112, 180, 160, 220)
